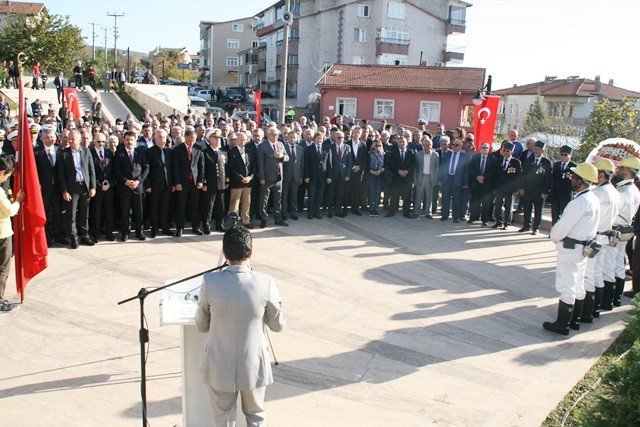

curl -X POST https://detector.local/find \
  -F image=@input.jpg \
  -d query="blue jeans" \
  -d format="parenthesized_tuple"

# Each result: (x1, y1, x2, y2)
(367, 174, 382, 211)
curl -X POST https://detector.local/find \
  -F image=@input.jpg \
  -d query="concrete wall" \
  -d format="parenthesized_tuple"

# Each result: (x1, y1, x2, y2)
(125, 83, 189, 116)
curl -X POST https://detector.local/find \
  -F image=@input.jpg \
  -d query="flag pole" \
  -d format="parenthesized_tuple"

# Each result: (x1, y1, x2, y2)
(15, 52, 28, 301)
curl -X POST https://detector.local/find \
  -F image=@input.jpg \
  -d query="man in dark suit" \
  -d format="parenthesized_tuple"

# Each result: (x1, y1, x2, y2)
(89, 132, 116, 243)
(519, 140, 552, 234)
(247, 129, 262, 220)
(257, 127, 289, 228)
(492, 142, 522, 230)
(550, 145, 576, 224)
(467, 142, 497, 226)
(57, 129, 96, 248)
(146, 129, 173, 237)
(34, 126, 62, 245)
(346, 126, 367, 215)
(227, 132, 257, 228)
(327, 131, 352, 218)
(113, 131, 149, 241)
(437, 139, 469, 222)
(432, 135, 451, 214)
(387, 137, 417, 218)
(200, 129, 227, 234)
(304, 131, 332, 219)
(172, 127, 205, 236)
(282, 130, 305, 221)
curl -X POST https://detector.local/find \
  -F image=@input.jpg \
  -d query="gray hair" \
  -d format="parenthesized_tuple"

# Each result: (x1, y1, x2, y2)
(440, 135, 451, 145)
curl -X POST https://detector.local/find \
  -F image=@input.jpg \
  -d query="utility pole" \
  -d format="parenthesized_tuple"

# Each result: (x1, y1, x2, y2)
(103, 27, 108, 67)
(279, 0, 292, 124)
(106, 12, 125, 67)
(88, 22, 98, 61)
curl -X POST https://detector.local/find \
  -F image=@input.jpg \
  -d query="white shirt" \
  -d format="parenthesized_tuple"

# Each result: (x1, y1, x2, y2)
(352, 140, 360, 158)
(592, 182, 620, 232)
(422, 152, 431, 175)
(449, 151, 460, 175)
(614, 179, 640, 226)
(550, 188, 600, 243)
(45, 145, 57, 165)
(71, 148, 84, 182)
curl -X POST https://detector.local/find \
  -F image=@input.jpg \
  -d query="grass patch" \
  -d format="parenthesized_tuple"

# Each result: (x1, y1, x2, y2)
(115, 90, 144, 120)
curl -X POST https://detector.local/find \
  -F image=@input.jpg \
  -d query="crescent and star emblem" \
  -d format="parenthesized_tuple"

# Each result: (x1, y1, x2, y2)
(477, 107, 491, 125)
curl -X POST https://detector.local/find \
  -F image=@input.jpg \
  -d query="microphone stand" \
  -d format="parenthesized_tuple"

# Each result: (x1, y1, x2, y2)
(117, 262, 227, 427)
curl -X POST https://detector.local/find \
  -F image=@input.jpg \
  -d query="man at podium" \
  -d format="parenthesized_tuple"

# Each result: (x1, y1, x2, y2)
(196, 225, 285, 426)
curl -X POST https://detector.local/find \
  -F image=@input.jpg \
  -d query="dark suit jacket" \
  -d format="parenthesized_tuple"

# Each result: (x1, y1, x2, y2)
(468, 153, 498, 190)
(303, 144, 332, 181)
(227, 146, 256, 189)
(113, 147, 150, 194)
(347, 139, 367, 171)
(172, 143, 204, 187)
(437, 150, 469, 187)
(145, 145, 173, 190)
(493, 156, 522, 194)
(57, 147, 96, 194)
(550, 161, 576, 201)
(521, 156, 552, 196)
(330, 143, 353, 180)
(283, 143, 305, 183)
(90, 147, 116, 186)
(35, 145, 60, 193)
(200, 144, 227, 191)
(388, 148, 417, 184)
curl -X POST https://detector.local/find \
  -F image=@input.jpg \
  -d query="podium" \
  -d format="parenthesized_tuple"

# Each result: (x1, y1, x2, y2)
(159, 277, 214, 426)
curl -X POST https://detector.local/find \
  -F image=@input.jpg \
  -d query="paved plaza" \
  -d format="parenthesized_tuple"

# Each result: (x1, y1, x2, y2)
(0, 216, 630, 426)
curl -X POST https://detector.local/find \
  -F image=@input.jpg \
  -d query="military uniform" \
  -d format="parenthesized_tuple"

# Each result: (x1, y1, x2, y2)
(492, 142, 521, 229)
(611, 178, 640, 305)
(519, 141, 551, 233)
(550, 145, 576, 224)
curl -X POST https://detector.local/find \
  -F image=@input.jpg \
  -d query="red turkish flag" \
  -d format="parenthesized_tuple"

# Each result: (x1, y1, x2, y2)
(473, 95, 500, 151)
(13, 73, 48, 301)
(63, 87, 81, 121)
(254, 90, 262, 125)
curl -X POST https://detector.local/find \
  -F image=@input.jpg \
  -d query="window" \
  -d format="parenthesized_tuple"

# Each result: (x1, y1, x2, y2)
(378, 54, 408, 65)
(388, 1, 406, 19)
(354, 28, 366, 42)
(226, 57, 239, 67)
(239, 56, 244, 66)
(380, 26, 408, 43)
(419, 101, 441, 123)
(336, 98, 357, 117)
(289, 54, 299, 67)
(252, 40, 260, 48)
(498, 101, 505, 115)
(352, 56, 364, 65)
(448, 5, 466, 26)
(357, 3, 370, 17)
(289, 27, 300, 40)
(232, 23, 244, 32)
(226, 39, 240, 49)
(374, 99, 395, 119)
(277, 29, 284, 43)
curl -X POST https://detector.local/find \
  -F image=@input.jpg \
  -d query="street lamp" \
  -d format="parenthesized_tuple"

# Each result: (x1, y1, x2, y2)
(472, 74, 493, 106)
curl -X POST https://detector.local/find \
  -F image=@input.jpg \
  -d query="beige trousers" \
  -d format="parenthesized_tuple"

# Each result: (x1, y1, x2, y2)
(208, 386, 266, 427)
(229, 187, 252, 224)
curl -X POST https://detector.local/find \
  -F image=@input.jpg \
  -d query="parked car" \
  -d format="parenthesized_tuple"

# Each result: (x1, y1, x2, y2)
(191, 88, 213, 101)
(188, 85, 207, 95)
(227, 86, 255, 103)
(220, 88, 244, 103)
(230, 110, 257, 122)
(189, 96, 212, 114)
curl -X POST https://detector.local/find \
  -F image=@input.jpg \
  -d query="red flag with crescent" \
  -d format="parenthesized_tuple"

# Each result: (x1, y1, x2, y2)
(63, 87, 81, 120)
(473, 95, 500, 151)
(254, 90, 262, 125)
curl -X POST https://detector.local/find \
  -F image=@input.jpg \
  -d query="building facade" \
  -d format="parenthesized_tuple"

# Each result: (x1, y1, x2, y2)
(317, 64, 485, 128)
(199, 17, 257, 89)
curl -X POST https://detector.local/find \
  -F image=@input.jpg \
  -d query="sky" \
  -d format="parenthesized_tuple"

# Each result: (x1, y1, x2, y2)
(47, 0, 640, 91)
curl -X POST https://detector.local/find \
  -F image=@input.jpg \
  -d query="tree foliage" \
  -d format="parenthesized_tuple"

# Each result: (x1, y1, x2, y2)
(523, 95, 552, 134)
(579, 97, 640, 159)
(150, 49, 197, 82)
(0, 9, 84, 76)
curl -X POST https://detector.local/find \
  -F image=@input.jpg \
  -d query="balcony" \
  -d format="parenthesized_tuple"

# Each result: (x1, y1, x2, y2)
(257, 60, 266, 72)
(375, 37, 410, 56)
(443, 45, 465, 63)
(446, 18, 466, 34)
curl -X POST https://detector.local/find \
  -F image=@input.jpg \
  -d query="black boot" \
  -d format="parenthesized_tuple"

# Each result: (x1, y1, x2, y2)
(570, 298, 584, 330)
(543, 300, 574, 336)
(593, 287, 603, 318)
(601, 281, 615, 311)
(580, 292, 595, 323)
(613, 277, 626, 307)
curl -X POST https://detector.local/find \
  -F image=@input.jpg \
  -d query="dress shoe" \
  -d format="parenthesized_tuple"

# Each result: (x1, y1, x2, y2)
(135, 231, 147, 241)
(314, 213, 323, 219)
(174, 229, 183, 237)
(327, 211, 334, 218)
(260, 220, 267, 228)
(385, 212, 395, 218)
(425, 214, 433, 219)
(439, 217, 448, 221)
(244, 223, 254, 229)
(106, 233, 116, 242)
(120, 234, 129, 242)
(290, 214, 298, 220)
(93, 237, 100, 244)
(531, 229, 538, 235)
(192, 228, 204, 235)
(162, 229, 173, 236)
(275, 220, 289, 227)
(56, 237, 69, 245)
(453, 218, 460, 223)
(80, 236, 95, 246)
(69, 239, 79, 249)
(467, 219, 474, 224)
(351, 208, 362, 216)
(202, 225, 211, 235)
(481, 222, 488, 226)
(150, 230, 157, 239)
(623, 290, 638, 298)
(518, 227, 531, 233)
(491, 223, 501, 229)
(361, 206, 370, 212)
(215, 225, 225, 232)
(501, 226, 508, 230)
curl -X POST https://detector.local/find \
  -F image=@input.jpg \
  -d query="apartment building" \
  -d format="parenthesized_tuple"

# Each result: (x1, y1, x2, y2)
(199, 17, 258, 89)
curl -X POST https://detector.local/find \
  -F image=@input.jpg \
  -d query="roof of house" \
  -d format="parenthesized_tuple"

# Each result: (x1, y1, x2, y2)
(316, 64, 486, 93)
(494, 78, 640, 101)
(0, 1, 45, 15)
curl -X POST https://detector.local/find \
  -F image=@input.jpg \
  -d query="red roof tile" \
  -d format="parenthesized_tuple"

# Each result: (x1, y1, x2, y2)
(317, 64, 486, 93)
(494, 78, 640, 101)
(0, 1, 45, 15)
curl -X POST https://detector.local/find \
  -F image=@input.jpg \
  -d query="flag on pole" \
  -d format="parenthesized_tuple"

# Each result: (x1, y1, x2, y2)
(473, 95, 500, 151)
(63, 87, 81, 121)
(13, 62, 48, 301)
(254, 91, 262, 125)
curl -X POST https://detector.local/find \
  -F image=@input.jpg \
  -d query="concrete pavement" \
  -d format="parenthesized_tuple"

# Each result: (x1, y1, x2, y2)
(0, 216, 630, 426)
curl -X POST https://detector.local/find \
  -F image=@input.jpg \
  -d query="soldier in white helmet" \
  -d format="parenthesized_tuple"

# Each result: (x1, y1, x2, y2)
(544, 162, 599, 335)
(579, 158, 619, 323)
(603, 156, 640, 309)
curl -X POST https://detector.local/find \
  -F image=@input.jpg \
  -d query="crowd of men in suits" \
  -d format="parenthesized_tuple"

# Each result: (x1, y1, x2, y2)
(0, 108, 584, 250)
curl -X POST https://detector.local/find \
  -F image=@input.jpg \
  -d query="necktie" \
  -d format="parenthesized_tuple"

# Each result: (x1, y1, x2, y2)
(98, 150, 103, 160)
(338, 146, 342, 158)
(480, 155, 486, 174)
(291, 146, 296, 161)
(272, 143, 277, 154)
(317, 147, 321, 157)
(48, 150, 54, 166)
(161, 149, 165, 164)
(128, 150, 134, 165)
(401, 150, 405, 161)
(449, 153, 456, 174)
(187, 146, 192, 159)
(536, 158, 540, 167)
(562, 163, 566, 171)
(503, 158, 508, 170)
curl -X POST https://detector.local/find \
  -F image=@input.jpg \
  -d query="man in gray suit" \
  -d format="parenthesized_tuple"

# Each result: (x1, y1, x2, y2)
(196, 226, 285, 426)
(282, 130, 304, 221)
(257, 127, 289, 228)
(413, 137, 440, 219)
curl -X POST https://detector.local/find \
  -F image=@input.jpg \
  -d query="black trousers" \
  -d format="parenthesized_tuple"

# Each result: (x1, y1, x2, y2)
(522, 194, 543, 230)
(74, 74, 83, 89)
(41, 187, 63, 241)
(297, 181, 308, 211)
(494, 192, 514, 226)
(119, 187, 144, 234)
(65, 182, 90, 239)
(390, 179, 412, 214)
(250, 180, 261, 219)
(349, 170, 365, 209)
(327, 177, 349, 213)
(90, 187, 114, 237)
(469, 185, 493, 222)
(551, 197, 570, 224)
(200, 188, 225, 228)
(175, 182, 200, 230)
(431, 185, 440, 213)
(149, 185, 171, 231)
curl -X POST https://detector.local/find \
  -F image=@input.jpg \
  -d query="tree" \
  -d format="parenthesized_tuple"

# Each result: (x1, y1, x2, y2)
(523, 95, 552, 135)
(0, 9, 84, 76)
(579, 97, 640, 159)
